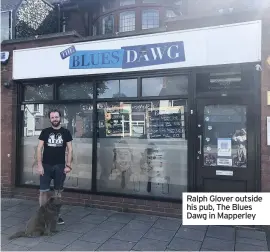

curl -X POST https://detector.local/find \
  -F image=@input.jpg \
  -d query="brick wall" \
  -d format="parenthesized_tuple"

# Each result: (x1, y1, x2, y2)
(11, 187, 181, 218)
(261, 10, 270, 192)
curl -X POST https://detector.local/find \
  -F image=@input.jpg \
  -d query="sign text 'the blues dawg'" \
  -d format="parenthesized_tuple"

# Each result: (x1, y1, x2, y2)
(68, 41, 185, 69)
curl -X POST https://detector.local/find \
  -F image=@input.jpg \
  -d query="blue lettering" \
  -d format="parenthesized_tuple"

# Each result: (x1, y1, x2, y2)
(69, 49, 124, 69)
(122, 41, 185, 69)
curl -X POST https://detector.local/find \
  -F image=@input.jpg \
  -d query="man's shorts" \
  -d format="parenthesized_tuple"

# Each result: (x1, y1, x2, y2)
(40, 164, 66, 192)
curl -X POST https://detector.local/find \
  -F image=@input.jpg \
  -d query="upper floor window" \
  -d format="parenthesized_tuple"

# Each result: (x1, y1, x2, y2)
(120, 0, 135, 6)
(119, 11, 135, 32)
(143, 0, 158, 3)
(102, 15, 114, 35)
(142, 9, 159, 29)
(102, 0, 115, 12)
(1, 11, 12, 42)
(166, 9, 177, 18)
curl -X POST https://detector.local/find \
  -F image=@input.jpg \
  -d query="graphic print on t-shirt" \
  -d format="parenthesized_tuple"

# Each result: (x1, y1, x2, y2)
(47, 133, 64, 147)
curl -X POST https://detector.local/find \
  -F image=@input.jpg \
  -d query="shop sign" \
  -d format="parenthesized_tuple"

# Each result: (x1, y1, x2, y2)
(67, 41, 185, 70)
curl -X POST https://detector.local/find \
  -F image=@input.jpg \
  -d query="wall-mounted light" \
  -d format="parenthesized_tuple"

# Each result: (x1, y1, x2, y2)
(3, 80, 12, 89)
(1, 51, 10, 65)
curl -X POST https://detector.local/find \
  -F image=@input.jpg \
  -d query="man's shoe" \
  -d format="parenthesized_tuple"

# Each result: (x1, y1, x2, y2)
(57, 217, 65, 225)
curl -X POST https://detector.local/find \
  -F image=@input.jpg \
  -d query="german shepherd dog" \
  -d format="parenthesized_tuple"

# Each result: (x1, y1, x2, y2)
(8, 196, 62, 240)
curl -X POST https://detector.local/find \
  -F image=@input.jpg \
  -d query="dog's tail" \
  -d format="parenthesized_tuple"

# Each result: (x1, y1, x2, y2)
(8, 231, 26, 240)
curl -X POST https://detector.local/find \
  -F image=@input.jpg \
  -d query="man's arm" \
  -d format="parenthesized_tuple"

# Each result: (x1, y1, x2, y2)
(66, 141, 73, 167)
(37, 140, 44, 175)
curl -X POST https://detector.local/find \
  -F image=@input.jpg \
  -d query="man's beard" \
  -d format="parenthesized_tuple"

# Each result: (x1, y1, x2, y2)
(51, 121, 60, 127)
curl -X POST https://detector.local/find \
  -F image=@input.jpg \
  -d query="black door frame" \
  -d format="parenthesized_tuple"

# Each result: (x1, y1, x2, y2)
(195, 97, 256, 192)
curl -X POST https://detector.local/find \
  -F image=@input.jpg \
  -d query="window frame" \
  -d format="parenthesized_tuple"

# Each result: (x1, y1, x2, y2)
(1, 10, 13, 41)
(119, 10, 136, 33)
(141, 8, 160, 30)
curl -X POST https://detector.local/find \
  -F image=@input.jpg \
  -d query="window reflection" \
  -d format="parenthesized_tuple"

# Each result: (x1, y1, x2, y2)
(102, 15, 114, 35)
(21, 103, 93, 190)
(203, 105, 247, 168)
(119, 11, 136, 32)
(97, 79, 137, 98)
(24, 84, 54, 101)
(142, 75, 188, 97)
(97, 100, 188, 199)
(58, 81, 93, 100)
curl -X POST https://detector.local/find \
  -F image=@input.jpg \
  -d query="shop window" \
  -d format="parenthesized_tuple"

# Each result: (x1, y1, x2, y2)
(1, 11, 12, 42)
(142, 9, 159, 29)
(119, 11, 135, 33)
(203, 105, 247, 168)
(97, 79, 137, 98)
(58, 81, 93, 100)
(142, 75, 188, 97)
(102, 15, 114, 35)
(21, 103, 93, 190)
(120, 0, 135, 6)
(23, 84, 54, 101)
(96, 100, 188, 199)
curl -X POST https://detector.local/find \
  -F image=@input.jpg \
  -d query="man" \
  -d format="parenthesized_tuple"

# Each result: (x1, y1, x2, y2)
(36, 109, 73, 225)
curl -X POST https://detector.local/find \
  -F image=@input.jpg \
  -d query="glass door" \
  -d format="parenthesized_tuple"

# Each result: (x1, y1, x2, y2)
(195, 98, 256, 192)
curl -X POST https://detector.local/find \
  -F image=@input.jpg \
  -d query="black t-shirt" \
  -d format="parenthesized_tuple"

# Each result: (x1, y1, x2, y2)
(39, 127, 73, 165)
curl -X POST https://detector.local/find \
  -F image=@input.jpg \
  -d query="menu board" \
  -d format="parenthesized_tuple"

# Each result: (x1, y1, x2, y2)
(105, 112, 129, 136)
(148, 109, 183, 139)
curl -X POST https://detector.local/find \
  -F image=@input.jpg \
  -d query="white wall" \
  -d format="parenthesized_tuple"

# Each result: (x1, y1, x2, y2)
(13, 20, 262, 80)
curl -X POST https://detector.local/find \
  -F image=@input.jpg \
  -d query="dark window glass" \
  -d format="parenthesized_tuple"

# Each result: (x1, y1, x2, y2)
(142, 9, 159, 29)
(142, 75, 188, 97)
(24, 84, 54, 101)
(97, 79, 137, 98)
(21, 103, 93, 190)
(97, 99, 188, 199)
(102, 15, 114, 35)
(58, 81, 93, 100)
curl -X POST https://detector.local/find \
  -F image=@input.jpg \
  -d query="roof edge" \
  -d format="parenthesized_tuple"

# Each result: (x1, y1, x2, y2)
(1, 31, 82, 45)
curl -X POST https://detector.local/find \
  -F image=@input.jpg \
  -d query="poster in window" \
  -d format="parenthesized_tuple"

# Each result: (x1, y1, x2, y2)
(217, 138, 232, 157)
(232, 128, 247, 167)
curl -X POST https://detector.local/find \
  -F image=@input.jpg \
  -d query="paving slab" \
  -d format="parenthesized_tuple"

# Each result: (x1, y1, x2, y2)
(63, 240, 101, 251)
(45, 230, 83, 245)
(152, 218, 181, 231)
(28, 241, 67, 251)
(10, 236, 47, 248)
(112, 227, 146, 242)
(235, 242, 268, 251)
(134, 213, 159, 223)
(79, 229, 116, 243)
(236, 236, 268, 248)
(107, 212, 135, 223)
(132, 237, 169, 251)
(1, 216, 25, 228)
(80, 214, 109, 224)
(206, 226, 235, 241)
(202, 237, 235, 251)
(168, 237, 202, 251)
(95, 220, 126, 232)
(97, 238, 136, 251)
(236, 228, 266, 241)
(1, 242, 29, 251)
(144, 227, 176, 241)
(64, 221, 97, 233)
(126, 219, 154, 232)
(176, 226, 206, 242)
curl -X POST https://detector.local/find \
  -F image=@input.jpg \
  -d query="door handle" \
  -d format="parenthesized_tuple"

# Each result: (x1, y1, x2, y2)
(198, 135, 202, 154)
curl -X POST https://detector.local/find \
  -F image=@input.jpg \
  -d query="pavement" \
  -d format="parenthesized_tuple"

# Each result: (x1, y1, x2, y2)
(1, 198, 269, 251)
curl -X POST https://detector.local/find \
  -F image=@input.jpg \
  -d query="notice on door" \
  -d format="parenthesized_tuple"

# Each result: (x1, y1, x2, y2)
(182, 192, 270, 225)
(217, 138, 231, 157)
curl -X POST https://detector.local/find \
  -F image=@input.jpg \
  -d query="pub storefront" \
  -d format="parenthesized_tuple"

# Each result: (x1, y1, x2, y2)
(13, 20, 262, 207)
